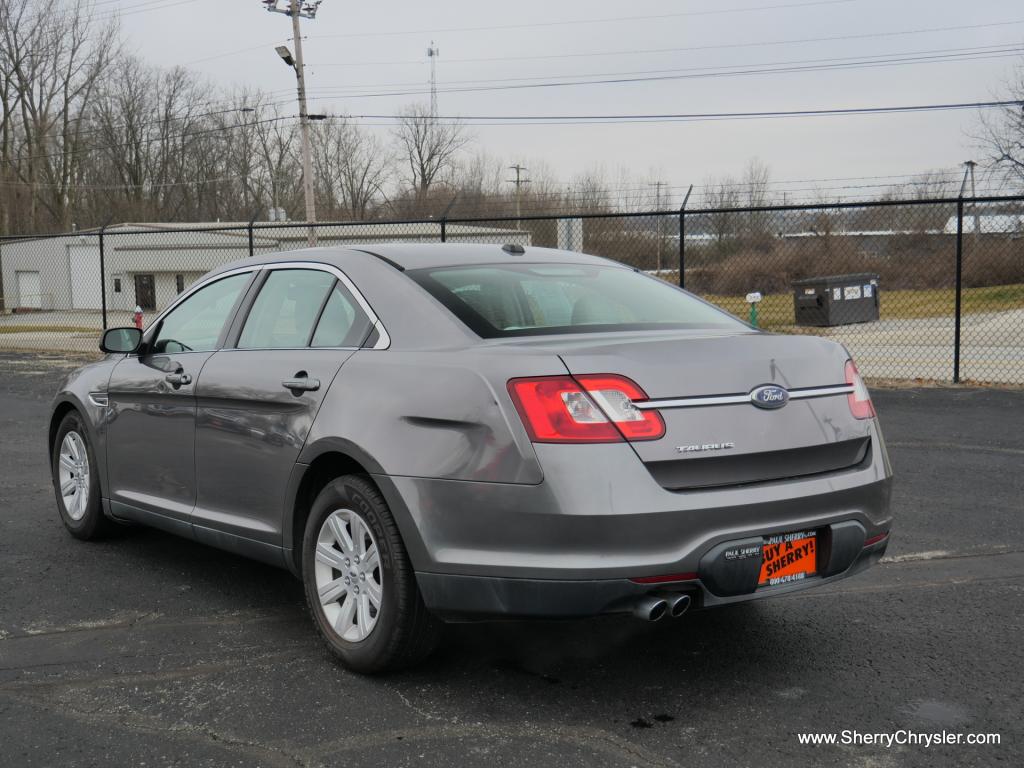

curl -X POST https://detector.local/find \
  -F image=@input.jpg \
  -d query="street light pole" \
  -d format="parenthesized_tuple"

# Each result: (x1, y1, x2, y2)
(266, 0, 322, 246)
(291, 2, 316, 246)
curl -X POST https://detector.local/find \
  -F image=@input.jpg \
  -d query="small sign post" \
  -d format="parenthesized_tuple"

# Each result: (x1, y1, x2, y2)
(746, 292, 763, 328)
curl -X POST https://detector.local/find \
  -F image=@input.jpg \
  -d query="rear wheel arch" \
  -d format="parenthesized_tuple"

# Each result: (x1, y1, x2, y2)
(287, 444, 427, 577)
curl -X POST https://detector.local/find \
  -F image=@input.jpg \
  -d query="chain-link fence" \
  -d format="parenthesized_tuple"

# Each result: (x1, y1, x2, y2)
(1, 196, 1021, 384)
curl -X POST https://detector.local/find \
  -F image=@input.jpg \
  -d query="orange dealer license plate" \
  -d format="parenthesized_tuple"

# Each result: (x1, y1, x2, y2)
(759, 531, 817, 587)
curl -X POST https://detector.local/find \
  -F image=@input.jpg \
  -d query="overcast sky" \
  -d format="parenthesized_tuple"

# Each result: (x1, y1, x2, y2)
(113, 0, 1024, 205)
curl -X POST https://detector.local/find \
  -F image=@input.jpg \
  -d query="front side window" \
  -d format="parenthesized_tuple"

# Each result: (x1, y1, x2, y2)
(408, 263, 746, 338)
(152, 272, 250, 353)
(238, 269, 335, 349)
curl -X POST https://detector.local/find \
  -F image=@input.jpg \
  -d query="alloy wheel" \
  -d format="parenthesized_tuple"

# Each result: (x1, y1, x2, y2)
(58, 431, 90, 521)
(314, 508, 383, 642)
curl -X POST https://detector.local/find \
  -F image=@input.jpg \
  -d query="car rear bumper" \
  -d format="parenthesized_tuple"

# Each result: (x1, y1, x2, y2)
(417, 533, 889, 619)
(374, 435, 891, 573)
(373, 423, 892, 618)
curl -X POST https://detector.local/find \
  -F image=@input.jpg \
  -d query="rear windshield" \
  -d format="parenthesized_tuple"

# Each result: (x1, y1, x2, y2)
(407, 263, 746, 338)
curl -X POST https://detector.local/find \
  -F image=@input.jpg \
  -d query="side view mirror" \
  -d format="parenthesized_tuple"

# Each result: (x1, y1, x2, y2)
(100, 327, 143, 354)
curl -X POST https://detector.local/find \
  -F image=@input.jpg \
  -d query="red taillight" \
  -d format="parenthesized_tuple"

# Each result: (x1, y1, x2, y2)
(629, 572, 699, 584)
(507, 374, 665, 444)
(573, 375, 666, 441)
(845, 360, 875, 420)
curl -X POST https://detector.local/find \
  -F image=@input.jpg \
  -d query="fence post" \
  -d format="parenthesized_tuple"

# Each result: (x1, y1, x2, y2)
(953, 197, 964, 384)
(98, 220, 110, 330)
(678, 184, 693, 288)
(248, 213, 257, 258)
(439, 194, 458, 243)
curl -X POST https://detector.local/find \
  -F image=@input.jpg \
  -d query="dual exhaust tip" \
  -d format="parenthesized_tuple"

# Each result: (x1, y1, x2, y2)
(632, 592, 691, 622)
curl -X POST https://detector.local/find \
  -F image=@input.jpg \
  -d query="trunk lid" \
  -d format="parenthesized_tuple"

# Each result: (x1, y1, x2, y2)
(502, 330, 870, 488)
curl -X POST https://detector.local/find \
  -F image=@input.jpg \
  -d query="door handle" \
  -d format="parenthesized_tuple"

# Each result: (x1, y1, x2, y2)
(165, 372, 192, 387)
(282, 376, 320, 392)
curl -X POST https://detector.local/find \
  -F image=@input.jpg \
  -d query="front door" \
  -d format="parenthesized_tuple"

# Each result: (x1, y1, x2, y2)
(192, 267, 374, 550)
(134, 274, 156, 310)
(105, 271, 254, 534)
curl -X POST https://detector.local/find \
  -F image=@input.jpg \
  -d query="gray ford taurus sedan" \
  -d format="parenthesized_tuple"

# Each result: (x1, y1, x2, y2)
(49, 244, 892, 672)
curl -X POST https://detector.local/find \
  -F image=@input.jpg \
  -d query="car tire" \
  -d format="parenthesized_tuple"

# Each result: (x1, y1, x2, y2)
(302, 475, 442, 674)
(51, 411, 113, 540)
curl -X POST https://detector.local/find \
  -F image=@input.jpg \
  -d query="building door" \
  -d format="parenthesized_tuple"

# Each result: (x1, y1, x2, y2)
(16, 271, 42, 310)
(134, 274, 156, 310)
(69, 245, 102, 309)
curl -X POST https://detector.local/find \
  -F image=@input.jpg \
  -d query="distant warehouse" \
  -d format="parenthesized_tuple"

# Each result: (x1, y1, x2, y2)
(1, 221, 531, 314)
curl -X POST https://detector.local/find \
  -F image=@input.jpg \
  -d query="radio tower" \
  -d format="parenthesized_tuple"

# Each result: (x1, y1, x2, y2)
(427, 41, 439, 118)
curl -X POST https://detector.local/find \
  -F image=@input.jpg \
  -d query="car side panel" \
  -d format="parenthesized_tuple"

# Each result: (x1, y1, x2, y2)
(299, 348, 565, 484)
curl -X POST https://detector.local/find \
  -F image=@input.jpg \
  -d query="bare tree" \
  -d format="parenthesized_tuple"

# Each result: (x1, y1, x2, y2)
(701, 175, 741, 246)
(975, 64, 1024, 190)
(740, 158, 773, 238)
(311, 118, 391, 220)
(393, 103, 470, 204)
(4, 1, 118, 230)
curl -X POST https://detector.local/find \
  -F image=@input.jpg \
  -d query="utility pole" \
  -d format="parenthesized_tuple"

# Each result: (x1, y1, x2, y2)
(427, 42, 440, 119)
(961, 160, 981, 244)
(266, 0, 322, 246)
(507, 164, 530, 219)
(649, 180, 666, 272)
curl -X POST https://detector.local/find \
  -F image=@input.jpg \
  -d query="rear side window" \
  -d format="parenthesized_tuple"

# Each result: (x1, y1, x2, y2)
(407, 263, 745, 338)
(311, 282, 373, 348)
(238, 269, 334, 349)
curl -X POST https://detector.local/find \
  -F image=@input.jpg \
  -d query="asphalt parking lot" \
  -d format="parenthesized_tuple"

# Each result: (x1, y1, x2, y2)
(0, 352, 1021, 767)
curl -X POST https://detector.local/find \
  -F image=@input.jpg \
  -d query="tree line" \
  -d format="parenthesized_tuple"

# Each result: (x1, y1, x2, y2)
(0, 2, 668, 235)
(3, 2, 1023, 237)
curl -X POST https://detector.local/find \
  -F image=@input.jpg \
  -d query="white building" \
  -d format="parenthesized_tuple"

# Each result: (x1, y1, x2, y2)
(1, 221, 531, 314)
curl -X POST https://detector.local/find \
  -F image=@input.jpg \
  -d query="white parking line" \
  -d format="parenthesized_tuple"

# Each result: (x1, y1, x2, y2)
(881, 550, 953, 563)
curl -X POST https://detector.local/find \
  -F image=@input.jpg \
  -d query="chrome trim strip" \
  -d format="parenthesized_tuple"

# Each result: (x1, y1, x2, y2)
(88, 392, 109, 407)
(789, 385, 855, 400)
(634, 384, 854, 410)
(144, 260, 391, 351)
(634, 394, 750, 410)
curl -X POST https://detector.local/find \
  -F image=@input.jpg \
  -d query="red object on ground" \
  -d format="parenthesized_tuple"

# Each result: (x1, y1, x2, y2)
(133, 306, 143, 329)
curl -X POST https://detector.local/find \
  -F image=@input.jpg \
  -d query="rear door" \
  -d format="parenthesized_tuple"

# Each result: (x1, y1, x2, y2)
(192, 266, 375, 550)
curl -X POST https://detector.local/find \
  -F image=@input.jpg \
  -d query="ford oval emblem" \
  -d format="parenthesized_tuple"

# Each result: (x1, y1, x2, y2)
(750, 384, 790, 410)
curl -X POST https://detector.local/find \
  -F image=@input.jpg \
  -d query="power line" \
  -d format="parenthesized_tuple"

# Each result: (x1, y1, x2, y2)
(306, 43, 1024, 94)
(301, 47, 1024, 102)
(174, 15, 1024, 70)
(0, 171, 291, 191)
(314, 18, 1024, 69)
(15, 116, 295, 164)
(338, 99, 1024, 125)
(302, 0, 859, 42)
(81, 0, 201, 23)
